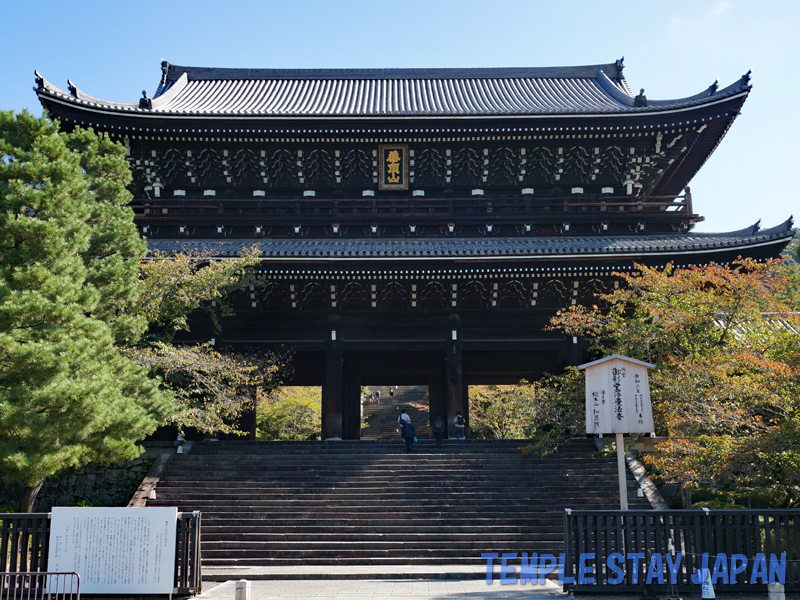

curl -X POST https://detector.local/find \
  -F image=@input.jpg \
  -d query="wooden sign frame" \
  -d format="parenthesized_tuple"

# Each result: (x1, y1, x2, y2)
(378, 144, 409, 190)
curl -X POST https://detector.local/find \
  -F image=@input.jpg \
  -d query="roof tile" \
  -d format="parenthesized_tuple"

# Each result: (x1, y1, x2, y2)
(146, 221, 795, 260)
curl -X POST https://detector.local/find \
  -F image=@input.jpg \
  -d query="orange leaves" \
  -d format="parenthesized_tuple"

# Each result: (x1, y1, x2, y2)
(549, 259, 800, 497)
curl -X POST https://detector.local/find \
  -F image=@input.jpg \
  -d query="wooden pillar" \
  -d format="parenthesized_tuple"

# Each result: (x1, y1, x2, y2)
(428, 369, 447, 439)
(342, 362, 361, 440)
(322, 315, 343, 440)
(239, 400, 257, 440)
(446, 314, 464, 439)
(566, 335, 583, 367)
(461, 378, 470, 437)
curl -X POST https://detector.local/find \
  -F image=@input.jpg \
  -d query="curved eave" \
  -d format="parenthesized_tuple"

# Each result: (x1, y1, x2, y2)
(650, 91, 749, 197)
(145, 219, 795, 263)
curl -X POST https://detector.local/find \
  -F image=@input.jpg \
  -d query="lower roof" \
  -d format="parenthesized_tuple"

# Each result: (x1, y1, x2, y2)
(146, 218, 794, 263)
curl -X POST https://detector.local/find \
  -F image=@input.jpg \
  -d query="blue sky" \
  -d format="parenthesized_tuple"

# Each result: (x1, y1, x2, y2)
(2, 0, 797, 233)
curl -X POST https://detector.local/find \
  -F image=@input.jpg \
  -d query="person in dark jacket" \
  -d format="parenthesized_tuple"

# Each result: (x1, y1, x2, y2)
(454, 411, 466, 439)
(432, 416, 445, 447)
(401, 420, 416, 453)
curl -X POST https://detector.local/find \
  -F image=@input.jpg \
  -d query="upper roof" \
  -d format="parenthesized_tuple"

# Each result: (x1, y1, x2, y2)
(35, 59, 752, 119)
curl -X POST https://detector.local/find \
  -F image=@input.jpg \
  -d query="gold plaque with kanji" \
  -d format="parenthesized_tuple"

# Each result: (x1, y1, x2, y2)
(378, 144, 409, 190)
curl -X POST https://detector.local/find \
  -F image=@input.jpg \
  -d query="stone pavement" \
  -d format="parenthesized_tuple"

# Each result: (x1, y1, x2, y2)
(196, 578, 565, 600)
(196, 576, 788, 600)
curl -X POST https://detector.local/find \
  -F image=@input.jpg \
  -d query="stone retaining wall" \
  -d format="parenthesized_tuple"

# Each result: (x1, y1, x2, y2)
(0, 450, 161, 512)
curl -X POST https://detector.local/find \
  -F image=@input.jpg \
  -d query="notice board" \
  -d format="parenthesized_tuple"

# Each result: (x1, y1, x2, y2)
(47, 507, 177, 594)
(579, 354, 655, 434)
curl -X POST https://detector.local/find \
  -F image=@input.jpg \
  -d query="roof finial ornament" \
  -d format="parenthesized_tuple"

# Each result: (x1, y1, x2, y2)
(750, 219, 761, 235)
(34, 70, 43, 90)
(139, 90, 153, 110)
(708, 78, 719, 96)
(634, 88, 647, 107)
(67, 79, 77, 96)
(741, 68, 752, 87)
(615, 57, 625, 74)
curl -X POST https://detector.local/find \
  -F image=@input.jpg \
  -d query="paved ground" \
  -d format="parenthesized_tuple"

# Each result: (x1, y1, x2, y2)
(196, 578, 791, 600)
(196, 578, 565, 600)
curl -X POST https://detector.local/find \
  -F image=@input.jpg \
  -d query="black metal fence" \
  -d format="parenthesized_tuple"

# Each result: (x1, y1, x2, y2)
(1, 512, 201, 596)
(0, 572, 80, 600)
(564, 509, 800, 594)
(175, 512, 202, 595)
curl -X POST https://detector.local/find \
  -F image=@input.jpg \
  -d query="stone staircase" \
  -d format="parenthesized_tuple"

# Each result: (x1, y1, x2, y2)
(361, 386, 430, 439)
(147, 438, 653, 577)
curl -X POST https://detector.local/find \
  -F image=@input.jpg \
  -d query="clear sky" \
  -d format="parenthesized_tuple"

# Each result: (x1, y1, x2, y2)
(2, 0, 797, 233)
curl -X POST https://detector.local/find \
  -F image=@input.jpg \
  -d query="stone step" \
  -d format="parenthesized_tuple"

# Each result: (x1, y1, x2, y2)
(153, 485, 618, 496)
(168, 461, 617, 470)
(187, 440, 598, 455)
(201, 556, 562, 567)
(201, 532, 560, 542)
(168, 454, 609, 463)
(201, 526, 560, 537)
(148, 495, 622, 507)
(146, 509, 624, 522)
(155, 493, 614, 502)
(203, 543, 559, 565)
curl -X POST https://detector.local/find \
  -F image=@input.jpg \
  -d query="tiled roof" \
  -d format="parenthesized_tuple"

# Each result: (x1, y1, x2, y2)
(146, 219, 794, 260)
(35, 61, 751, 119)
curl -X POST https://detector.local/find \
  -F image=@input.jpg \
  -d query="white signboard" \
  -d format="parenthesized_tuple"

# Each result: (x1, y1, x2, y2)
(579, 355, 655, 434)
(48, 507, 177, 594)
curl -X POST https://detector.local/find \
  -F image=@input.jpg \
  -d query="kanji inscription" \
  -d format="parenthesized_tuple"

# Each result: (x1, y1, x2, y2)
(580, 355, 655, 434)
(47, 507, 177, 594)
(379, 144, 408, 190)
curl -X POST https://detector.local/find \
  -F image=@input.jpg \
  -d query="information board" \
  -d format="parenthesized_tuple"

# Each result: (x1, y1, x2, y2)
(47, 507, 177, 594)
(579, 355, 655, 434)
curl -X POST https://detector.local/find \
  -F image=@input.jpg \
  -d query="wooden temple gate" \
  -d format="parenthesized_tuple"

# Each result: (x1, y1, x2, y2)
(33, 59, 795, 440)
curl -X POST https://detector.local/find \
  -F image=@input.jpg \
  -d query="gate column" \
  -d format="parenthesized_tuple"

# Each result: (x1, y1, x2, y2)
(342, 360, 362, 440)
(566, 335, 583, 367)
(446, 314, 464, 439)
(322, 315, 343, 440)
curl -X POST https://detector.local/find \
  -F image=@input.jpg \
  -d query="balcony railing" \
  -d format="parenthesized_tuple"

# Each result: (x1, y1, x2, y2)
(131, 193, 696, 224)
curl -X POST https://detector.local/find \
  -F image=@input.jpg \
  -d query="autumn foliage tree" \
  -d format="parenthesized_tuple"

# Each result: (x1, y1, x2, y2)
(550, 258, 800, 505)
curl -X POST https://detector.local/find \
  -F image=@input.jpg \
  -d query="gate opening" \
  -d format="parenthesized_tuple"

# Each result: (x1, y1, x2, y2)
(360, 386, 430, 439)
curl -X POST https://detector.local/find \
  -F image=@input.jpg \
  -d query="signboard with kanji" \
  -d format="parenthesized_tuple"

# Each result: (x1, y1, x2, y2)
(47, 506, 177, 594)
(378, 144, 409, 190)
(578, 354, 655, 434)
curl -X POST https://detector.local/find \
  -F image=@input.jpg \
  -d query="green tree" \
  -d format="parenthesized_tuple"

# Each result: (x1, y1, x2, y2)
(0, 112, 175, 511)
(550, 259, 800, 504)
(256, 387, 321, 441)
(469, 384, 536, 439)
(129, 248, 292, 436)
(137, 247, 261, 340)
(467, 372, 584, 450)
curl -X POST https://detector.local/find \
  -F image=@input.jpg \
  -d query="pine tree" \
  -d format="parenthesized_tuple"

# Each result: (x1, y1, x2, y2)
(0, 111, 175, 511)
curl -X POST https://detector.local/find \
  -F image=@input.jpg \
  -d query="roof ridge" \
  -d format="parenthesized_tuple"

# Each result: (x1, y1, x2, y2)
(161, 63, 625, 83)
